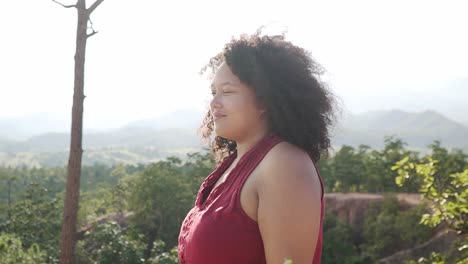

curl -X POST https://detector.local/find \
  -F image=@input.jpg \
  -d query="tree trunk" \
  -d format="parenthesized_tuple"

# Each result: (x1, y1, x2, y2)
(7, 178, 12, 220)
(59, 0, 88, 263)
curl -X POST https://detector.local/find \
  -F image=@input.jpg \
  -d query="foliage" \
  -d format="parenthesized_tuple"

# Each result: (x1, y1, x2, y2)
(321, 203, 428, 264)
(361, 195, 433, 261)
(319, 137, 421, 193)
(0, 182, 61, 263)
(77, 163, 136, 225)
(327, 145, 368, 192)
(394, 203, 434, 248)
(0, 233, 47, 264)
(0, 166, 65, 206)
(76, 221, 146, 264)
(127, 155, 209, 256)
(322, 211, 361, 264)
(0, 139, 466, 263)
(146, 240, 178, 264)
(366, 136, 420, 193)
(393, 159, 467, 232)
(182, 152, 216, 189)
(403, 252, 447, 264)
(76, 222, 179, 264)
(393, 145, 468, 263)
(78, 188, 114, 225)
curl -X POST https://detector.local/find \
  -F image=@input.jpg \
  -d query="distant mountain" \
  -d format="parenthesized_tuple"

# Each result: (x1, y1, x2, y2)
(125, 108, 205, 130)
(1, 109, 467, 167)
(0, 136, 14, 150)
(0, 108, 206, 156)
(334, 109, 468, 150)
(1, 127, 201, 153)
(0, 114, 69, 140)
(0, 108, 206, 141)
(0, 127, 203, 167)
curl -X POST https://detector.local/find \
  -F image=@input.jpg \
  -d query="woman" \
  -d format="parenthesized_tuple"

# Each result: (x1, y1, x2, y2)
(178, 32, 335, 264)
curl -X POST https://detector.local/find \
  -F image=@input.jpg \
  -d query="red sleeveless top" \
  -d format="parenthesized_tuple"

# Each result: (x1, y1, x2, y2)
(178, 134, 324, 264)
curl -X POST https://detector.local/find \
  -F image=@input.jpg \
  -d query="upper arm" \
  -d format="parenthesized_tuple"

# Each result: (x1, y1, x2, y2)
(257, 143, 322, 264)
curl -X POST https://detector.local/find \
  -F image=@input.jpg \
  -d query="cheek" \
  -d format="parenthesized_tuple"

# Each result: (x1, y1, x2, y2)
(223, 91, 262, 122)
(238, 100, 263, 122)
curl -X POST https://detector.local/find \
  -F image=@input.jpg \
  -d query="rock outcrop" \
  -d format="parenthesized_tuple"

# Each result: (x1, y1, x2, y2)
(324, 192, 422, 233)
(324, 193, 463, 262)
(378, 230, 464, 264)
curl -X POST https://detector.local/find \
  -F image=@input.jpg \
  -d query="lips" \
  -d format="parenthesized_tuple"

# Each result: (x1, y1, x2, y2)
(212, 112, 226, 121)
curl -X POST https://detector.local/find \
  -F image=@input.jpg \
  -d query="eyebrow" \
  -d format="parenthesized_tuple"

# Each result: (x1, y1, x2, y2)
(210, 81, 236, 90)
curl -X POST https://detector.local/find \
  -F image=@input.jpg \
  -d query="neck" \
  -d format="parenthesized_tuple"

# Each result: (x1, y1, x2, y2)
(235, 126, 271, 158)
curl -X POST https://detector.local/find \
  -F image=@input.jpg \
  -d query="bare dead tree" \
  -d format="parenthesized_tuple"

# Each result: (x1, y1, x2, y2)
(52, 0, 104, 263)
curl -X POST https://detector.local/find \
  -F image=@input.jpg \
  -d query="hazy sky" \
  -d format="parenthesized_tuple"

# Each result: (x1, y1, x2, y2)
(1, 0, 467, 129)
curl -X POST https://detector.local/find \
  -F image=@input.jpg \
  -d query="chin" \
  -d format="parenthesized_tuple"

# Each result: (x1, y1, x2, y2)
(214, 127, 235, 141)
(214, 128, 228, 139)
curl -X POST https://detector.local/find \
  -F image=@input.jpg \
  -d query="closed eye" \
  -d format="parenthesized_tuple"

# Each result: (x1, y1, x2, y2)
(211, 90, 233, 96)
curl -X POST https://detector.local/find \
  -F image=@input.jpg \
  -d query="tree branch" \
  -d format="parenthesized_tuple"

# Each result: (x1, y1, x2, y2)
(88, 17, 95, 31)
(86, 31, 98, 38)
(51, 0, 76, 8)
(86, 18, 98, 38)
(87, 0, 105, 15)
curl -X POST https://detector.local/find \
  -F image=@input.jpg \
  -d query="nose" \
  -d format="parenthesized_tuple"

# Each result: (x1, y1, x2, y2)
(210, 93, 222, 111)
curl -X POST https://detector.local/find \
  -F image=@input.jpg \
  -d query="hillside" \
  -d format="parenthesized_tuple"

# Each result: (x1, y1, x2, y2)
(1, 109, 467, 167)
(0, 127, 203, 167)
(334, 109, 468, 150)
(325, 193, 460, 263)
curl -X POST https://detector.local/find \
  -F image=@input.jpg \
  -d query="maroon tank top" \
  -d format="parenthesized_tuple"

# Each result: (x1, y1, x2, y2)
(178, 134, 324, 263)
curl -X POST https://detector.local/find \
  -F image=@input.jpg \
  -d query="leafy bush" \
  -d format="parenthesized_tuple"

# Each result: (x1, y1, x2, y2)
(0, 233, 47, 264)
(361, 195, 433, 261)
(0, 182, 61, 263)
(76, 221, 146, 264)
(322, 211, 361, 264)
(393, 148, 468, 263)
(146, 240, 178, 264)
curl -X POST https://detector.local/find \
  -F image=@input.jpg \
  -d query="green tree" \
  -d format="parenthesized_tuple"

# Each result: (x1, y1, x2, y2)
(362, 195, 401, 260)
(182, 152, 215, 189)
(110, 163, 130, 214)
(330, 145, 367, 192)
(365, 136, 420, 192)
(128, 157, 196, 258)
(0, 233, 47, 264)
(393, 149, 468, 263)
(317, 156, 334, 192)
(428, 141, 467, 178)
(146, 240, 178, 264)
(403, 252, 448, 264)
(0, 168, 17, 221)
(394, 158, 467, 232)
(322, 211, 361, 264)
(76, 222, 145, 264)
(360, 195, 433, 261)
(0, 182, 62, 262)
(76, 222, 179, 264)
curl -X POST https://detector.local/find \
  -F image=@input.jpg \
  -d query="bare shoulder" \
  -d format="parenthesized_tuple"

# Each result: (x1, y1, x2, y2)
(256, 141, 323, 263)
(257, 141, 322, 196)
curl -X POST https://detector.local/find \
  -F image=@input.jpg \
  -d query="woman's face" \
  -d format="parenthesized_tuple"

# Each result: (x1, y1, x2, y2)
(210, 62, 266, 141)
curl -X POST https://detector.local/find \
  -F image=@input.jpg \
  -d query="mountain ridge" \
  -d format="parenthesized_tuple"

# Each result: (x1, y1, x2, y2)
(1, 109, 467, 157)
(334, 109, 468, 149)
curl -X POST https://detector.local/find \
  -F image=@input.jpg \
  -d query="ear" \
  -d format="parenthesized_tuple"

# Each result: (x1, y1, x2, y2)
(255, 98, 267, 118)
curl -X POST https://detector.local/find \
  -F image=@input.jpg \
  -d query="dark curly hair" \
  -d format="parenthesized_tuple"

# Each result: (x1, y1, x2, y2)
(200, 31, 336, 162)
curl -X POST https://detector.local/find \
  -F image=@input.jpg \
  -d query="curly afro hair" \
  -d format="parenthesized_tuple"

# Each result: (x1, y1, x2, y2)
(200, 31, 336, 162)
